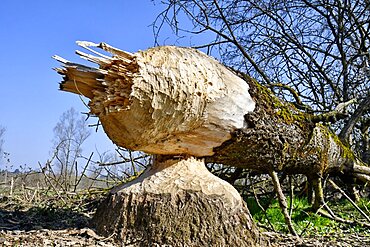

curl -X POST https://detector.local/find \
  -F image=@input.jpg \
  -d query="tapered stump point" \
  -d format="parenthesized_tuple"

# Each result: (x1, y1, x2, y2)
(92, 156, 264, 246)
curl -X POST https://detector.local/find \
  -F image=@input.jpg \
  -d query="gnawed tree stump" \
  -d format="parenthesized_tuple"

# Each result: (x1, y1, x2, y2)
(54, 41, 370, 244)
(92, 156, 263, 246)
(54, 41, 264, 245)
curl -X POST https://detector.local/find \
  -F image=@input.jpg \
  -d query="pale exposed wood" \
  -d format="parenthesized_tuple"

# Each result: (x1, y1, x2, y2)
(55, 42, 255, 157)
(76, 41, 113, 60)
(54, 43, 264, 245)
(112, 156, 243, 209)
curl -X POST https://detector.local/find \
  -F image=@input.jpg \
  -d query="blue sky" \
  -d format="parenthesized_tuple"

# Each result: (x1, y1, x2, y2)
(0, 0, 211, 170)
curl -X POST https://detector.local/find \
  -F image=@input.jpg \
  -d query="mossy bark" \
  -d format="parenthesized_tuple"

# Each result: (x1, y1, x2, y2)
(91, 157, 266, 246)
(209, 75, 364, 179)
(208, 75, 369, 209)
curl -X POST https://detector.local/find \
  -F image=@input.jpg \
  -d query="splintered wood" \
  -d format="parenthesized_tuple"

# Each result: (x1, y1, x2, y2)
(54, 41, 255, 156)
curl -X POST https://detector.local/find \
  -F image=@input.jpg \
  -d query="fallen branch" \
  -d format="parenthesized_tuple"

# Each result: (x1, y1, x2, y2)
(288, 176, 294, 217)
(270, 171, 298, 237)
(328, 178, 370, 224)
(353, 164, 370, 176)
(310, 99, 357, 123)
(354, 173, 370, 183)
(318, 208, 370, 228)
(38, 161, 67, 205)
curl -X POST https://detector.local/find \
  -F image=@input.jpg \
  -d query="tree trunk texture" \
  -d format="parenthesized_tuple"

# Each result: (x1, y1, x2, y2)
(54, 41, 370, 244)
(209, 74, 369, 181)
(54, 41, 370, 183)
(91, 156, 264, 246)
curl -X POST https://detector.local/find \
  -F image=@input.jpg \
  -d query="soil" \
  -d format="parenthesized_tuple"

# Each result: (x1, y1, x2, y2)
(0, 195, 369, 247)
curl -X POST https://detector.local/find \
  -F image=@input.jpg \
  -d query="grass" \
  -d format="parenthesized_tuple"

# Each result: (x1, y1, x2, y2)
(246, 196, 370, 237)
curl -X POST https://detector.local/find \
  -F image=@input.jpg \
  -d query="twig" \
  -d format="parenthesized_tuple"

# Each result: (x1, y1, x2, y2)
(328, 178, 370, 223)
(266, 83, 304, 107)
(10, 177, 14, 197)
(298, 210, 313, 237)
(74, 152, 94, 192)
(270, 170, 299, 237)
(29, 187, 38, 203)
(318, 208, 370, 228)
(362, 200, 370, 215)
(339, 94, 370, 142)
(289, 175, 294, 217)
(353, 164, 370, 176)
(128, 150, 137, 176)
(354, 173, 370, 183)
(38, 161, 67, 204)
(323, 202, 337, 219)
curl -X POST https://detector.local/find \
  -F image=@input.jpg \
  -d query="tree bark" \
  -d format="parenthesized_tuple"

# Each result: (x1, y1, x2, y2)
(91, 156, 264, 246)
(208, 74, 368, 181)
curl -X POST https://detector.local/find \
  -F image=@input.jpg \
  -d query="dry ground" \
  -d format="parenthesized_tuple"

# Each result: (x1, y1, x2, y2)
(1, 194, 369, 247)
(1, 226, 369, 246)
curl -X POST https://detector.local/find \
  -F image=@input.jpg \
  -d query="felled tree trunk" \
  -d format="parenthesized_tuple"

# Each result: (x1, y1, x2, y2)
(92, 156, 263, 246)
(209, 74, 370, 209)
(209, 74, 364, 178)
(214, 76, 370, 211)
(54, 41, 370, 244)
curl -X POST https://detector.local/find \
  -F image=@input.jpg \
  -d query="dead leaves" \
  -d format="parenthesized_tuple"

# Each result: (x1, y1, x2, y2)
(0, 228, 116, 247)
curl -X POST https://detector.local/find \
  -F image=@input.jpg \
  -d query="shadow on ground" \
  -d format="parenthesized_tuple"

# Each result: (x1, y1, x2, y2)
(0, 196, 95, 231)
(0, 207, 90, 231)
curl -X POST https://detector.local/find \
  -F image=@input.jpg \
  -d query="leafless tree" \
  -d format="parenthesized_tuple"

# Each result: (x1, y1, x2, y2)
(51, 107, 91, 190)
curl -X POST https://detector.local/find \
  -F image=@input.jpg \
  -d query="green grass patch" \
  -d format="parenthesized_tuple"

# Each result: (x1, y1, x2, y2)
(246, 196, 370, 237)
